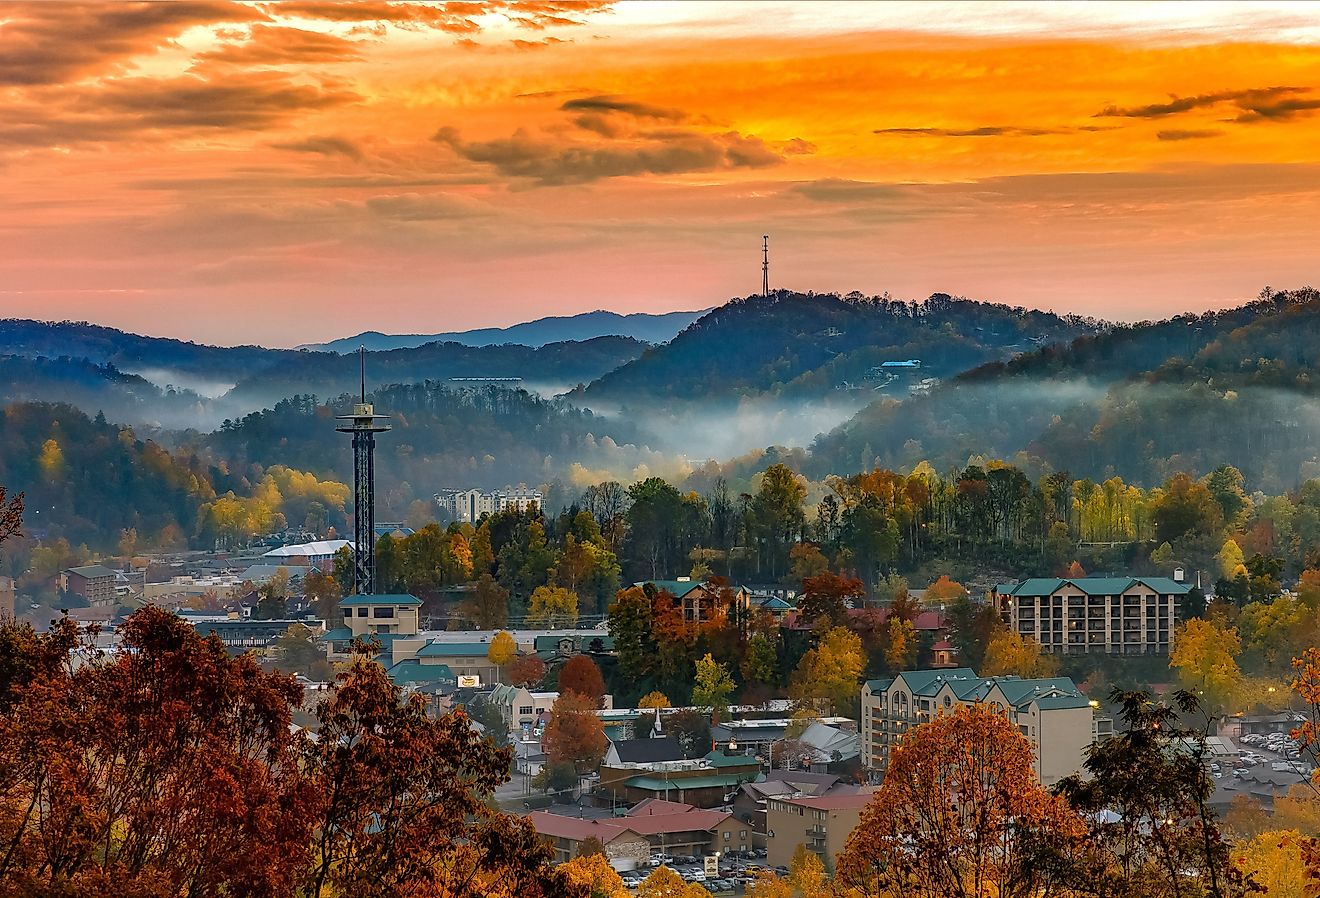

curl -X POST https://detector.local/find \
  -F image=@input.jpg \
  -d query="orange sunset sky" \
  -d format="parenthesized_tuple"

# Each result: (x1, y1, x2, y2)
(4, 1, 1320, 346)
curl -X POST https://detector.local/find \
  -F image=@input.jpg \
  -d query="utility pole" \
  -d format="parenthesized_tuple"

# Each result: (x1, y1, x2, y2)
(762, 235, 770, 297)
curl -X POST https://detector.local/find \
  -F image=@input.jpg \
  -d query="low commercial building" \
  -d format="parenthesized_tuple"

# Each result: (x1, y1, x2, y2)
(862, 668, 1096, 787)
(488, 684, 560, 736)
(531, 800, 747, 868)
(993, 576, 1190, 655)
(765, 789, 875, 873)
(599, 750, 762, 809)
(635, 579, 752, 625)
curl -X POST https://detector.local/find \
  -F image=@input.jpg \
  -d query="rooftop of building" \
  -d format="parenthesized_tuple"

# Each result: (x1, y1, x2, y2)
(339, 593, 422, 607)
(775, 788, 876, 811)
(995, 576, 1192, 597)
(263, 539, 353, 558)
(63, 564, 118, 579)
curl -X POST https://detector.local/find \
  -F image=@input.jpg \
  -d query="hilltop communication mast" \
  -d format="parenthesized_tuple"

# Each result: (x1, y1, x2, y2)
(335, 347, 390, 595)
(762, 235, 770, 297)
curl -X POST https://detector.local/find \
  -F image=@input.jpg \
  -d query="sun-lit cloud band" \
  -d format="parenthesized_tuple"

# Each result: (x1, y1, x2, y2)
(3, 1, 1320, 344)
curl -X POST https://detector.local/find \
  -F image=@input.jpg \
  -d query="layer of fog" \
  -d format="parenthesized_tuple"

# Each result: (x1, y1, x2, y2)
(122, 367, 236, 400)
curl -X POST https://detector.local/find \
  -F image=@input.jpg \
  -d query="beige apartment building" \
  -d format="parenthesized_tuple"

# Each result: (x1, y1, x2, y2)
(861, 668, 1097, 787)
(765, 789, 875, 874)
(993, 576, 1190, 655)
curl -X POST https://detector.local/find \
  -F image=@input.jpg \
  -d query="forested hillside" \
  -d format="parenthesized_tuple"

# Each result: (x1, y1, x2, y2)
(200, 382, 666, 513)
(224, 335, 648, 406)
(582, 291, 1100, 404)
(811, 288, 1320, 490)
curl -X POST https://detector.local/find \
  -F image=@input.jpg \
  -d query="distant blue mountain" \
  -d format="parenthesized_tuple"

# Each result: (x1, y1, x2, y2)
(301, 309, 707, 353)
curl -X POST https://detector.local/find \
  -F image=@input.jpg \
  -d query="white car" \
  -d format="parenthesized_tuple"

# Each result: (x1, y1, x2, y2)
(682, 871, 707, 882)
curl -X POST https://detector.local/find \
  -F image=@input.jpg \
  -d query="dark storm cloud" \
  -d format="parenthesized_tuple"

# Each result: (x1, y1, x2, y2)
(561, 95, 685, 121)
(874, 126, 1066, 137)
(271, 135, 366, 160)
(432, 125, 783, 186)
(1095, 86, 1308, 118)
(89, 74, 358, 131)
(1156, 129, 1224, 141)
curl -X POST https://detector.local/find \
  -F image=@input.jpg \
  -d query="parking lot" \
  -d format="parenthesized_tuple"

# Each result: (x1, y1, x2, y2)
(617, 850, 789, 894)
(1212, 729, 1311, 781)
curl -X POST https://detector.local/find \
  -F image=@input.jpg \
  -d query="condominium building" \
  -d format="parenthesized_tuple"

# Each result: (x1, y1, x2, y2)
(765, 789, 875, 874)
(58, 564, 119, 607)
(861, 668, 1097, 787)
(993, 576, 1190, 655)
(434, 486, 543, 523)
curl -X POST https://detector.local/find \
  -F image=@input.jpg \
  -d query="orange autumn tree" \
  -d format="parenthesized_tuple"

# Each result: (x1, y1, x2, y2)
(543, 690, 608, 774)
(1290, 647, 1320, 894)
(0, 608, 317, 898)
(305, 652, 575, 898)
(835, 703, 1085, 898)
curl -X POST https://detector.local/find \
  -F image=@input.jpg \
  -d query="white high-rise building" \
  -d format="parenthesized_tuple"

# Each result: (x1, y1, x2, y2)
(434, 486, 543, 523)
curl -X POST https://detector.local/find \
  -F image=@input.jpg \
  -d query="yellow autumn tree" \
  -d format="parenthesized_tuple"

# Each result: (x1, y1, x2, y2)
(527, 585, 579, 629)
(488, 630, 518, 667)
(1217, 537, 1248, 579)
(1233, 830, 1308, 898)
(559, 852, 630, 898)
(450, 531, 473, 579)
(38, 438, 64, 479)
(789, 626, 865, 717)
(638, 691, 671, 710)
(884, 616, 916, 672)
(637, 865, 709, 898)
(1170, 617, 1241, 712)
(982, 630, 1059, 679)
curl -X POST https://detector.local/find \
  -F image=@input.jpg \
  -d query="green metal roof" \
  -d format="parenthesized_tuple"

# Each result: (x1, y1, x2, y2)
(894, 668, 977, 697)
(339, 593, 422, 607)
(996, 577, 1191, 597)
(864, 678, 894, 693)
(993, 677, 1082, 707)
(388, 660, 456, 685)
(320, 627, 353, 641)
(635, 580, 704, 598)
(625, 774, 750, 791)
(702, 751, 760, 769)
(417, 641, 493, 657)
(1034, 695, 1093, 710)
(760, 596, 795, 610)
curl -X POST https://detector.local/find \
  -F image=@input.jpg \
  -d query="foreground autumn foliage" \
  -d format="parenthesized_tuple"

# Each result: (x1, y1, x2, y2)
(0, 608, 580, 898)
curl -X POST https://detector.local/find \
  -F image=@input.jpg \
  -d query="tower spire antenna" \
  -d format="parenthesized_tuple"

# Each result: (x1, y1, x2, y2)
(338, 350, 390, 596)
(760, 235, 770, 298)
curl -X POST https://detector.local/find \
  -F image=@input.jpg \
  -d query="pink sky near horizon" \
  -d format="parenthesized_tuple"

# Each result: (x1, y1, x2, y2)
(3, 1, 1320, 346)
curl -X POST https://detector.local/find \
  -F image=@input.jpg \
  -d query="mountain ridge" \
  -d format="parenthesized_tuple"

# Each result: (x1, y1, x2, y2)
(300, 308, 708, 352)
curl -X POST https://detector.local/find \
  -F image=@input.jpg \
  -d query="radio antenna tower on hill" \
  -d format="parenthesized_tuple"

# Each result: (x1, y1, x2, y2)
(762, 235, 770, 297)
(335, 346, 390, 595)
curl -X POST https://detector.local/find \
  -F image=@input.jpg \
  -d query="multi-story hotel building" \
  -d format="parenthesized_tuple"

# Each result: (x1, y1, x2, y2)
(993, 576, 1190, 656)
(434, 487, 543, 523)
(861, 668, 1100, 787)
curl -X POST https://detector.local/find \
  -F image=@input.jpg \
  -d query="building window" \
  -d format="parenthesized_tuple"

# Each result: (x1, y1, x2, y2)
(519, 705, 533, 715)
(356, 608, 368, 617)
(343, 609, 352, 619)
(723, 832, 731, 840)
(373, 606, 395, 618)
(740, 830, 747, 838)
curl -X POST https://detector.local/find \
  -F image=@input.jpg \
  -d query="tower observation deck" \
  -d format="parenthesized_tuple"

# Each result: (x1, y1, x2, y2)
(335, 348, 390, 596)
